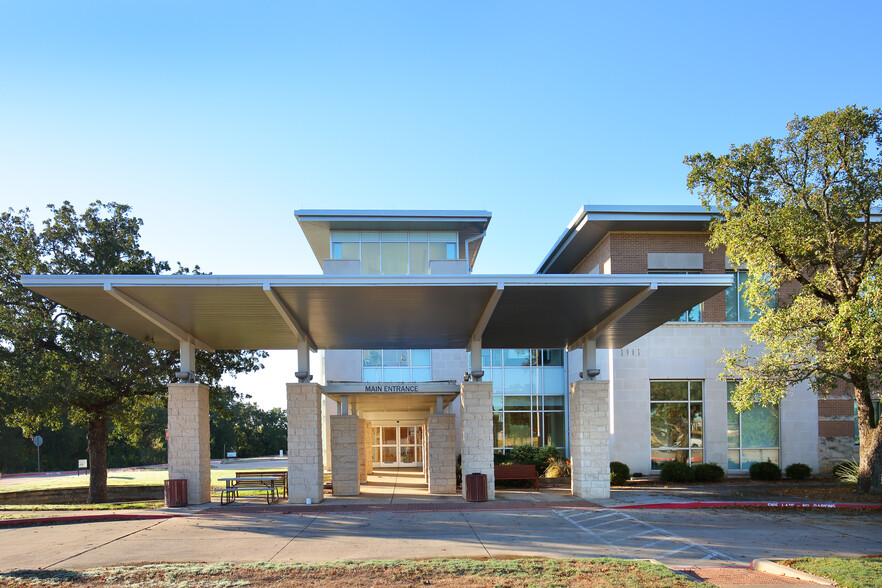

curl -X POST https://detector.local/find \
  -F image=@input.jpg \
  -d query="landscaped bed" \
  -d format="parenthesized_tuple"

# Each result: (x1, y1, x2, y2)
(0, 558, 695, 587)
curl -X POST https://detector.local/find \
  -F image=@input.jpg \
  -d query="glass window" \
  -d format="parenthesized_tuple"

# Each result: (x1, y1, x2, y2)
(727, 381, 780, 469)
(330, 231, 459, 274)
(363, 349, 432, 382)
(490, 349, 569, 456)
(409, 242, 429, 274)
(650, 380, 703, 469)
(361, 242, 381, 274)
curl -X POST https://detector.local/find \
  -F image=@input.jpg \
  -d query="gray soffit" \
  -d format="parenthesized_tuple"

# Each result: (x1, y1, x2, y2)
(22, 273, 732, 352)
(295, 209, 492, 270)
(537, 205, 719, 274)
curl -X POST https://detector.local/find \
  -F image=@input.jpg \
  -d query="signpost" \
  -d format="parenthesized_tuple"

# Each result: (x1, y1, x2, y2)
(78, 459, 88, 475)
(33, 435, 43, 473)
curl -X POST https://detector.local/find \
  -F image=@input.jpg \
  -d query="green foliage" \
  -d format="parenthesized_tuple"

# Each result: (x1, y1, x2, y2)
(659, 461, 694, 483)
(610, 461, 630, 485)
(692, 463, 725, 483)
(506, 445, 561, 475)
(684, 106, 882, 494)
(784, 463, 812, 480)
(749, 460, 782, 481)
(0, 202, 266, 499)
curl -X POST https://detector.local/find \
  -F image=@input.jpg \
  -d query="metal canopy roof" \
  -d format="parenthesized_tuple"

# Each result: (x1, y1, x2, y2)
(295, 209, 492, 271)
(22, 273, 731, 352)
(537, 205, 718, 274)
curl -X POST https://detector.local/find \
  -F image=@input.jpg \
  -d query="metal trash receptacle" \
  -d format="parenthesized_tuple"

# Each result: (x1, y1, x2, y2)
(464, 473, 488, 502)
(164, 479, 188, 507)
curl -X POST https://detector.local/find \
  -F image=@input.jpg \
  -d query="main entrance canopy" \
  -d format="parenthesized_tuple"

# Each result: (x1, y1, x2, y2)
(22, 273, 731, 353)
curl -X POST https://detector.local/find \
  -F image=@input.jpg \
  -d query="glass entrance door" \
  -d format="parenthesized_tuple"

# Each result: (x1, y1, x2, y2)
(372, 425, 423, 467)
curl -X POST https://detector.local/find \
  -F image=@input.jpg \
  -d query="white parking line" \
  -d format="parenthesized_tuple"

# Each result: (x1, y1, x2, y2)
(553, 508, 737, 565)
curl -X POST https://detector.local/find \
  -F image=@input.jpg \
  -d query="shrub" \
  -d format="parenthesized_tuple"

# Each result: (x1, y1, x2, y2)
(785, 463, 812, 480)
(692, 463, 725, 483)
(507, 445, 561, 476)
(610, 461, 630, 485)
(749, 460, 782, 481)
(659, 460, 694, 483)
(834, 459, 859, 485)
(544, 458, 571, 478)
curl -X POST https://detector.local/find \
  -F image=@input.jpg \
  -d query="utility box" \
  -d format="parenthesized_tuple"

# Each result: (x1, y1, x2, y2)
(164, 479, 188, 507)
(464, 473, 488, 502)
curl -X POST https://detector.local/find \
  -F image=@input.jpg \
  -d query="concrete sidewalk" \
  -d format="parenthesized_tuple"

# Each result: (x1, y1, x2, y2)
(1, 468, 880, 578)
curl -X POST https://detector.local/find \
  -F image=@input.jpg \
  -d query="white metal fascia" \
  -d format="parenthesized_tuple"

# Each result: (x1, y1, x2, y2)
(262, 284, 317, 352)
(469, 283, 504, 347)
(567, 283, 658, 351)
(103, 284, 215, 352)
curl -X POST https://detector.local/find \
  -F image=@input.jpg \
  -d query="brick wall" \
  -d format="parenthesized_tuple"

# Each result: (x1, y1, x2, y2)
(573, 235, 611, 274)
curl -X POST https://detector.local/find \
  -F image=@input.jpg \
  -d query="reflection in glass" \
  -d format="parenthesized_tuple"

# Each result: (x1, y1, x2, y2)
(650, 403, 688, 448)
(361, 242, 381, 275)
(504, 412, 531, 447)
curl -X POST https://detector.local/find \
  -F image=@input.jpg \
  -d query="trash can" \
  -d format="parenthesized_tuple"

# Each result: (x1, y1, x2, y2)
(464, 473, 488, 502)
(164, 479, 188, 507)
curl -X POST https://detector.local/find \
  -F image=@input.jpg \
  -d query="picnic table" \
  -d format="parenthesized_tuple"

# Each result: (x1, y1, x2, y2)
(217, 475, 283, 505)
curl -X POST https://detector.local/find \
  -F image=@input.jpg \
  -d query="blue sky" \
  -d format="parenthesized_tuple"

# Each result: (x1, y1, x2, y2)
(2, 1, 880, 407)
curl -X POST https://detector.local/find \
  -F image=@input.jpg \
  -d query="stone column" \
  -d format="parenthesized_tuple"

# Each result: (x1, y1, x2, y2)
(460, 381, 495, 500)
(357, 417, 367, 484)
(330, 415, 360, 496)
(363, 419, 373, 475)
(570, 379, 611, 499)
(168, 383, 211, 504)
(287, 383, 324, 504)
(427, 413, 456, 494)
(423, 418, 430, 483)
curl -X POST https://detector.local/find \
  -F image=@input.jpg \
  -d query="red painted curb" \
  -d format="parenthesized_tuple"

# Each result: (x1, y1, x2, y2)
(0, 513, 181, 528)
(613, 501, 882, 510)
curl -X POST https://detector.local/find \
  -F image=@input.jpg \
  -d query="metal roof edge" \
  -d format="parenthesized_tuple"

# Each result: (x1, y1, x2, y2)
(22, 272, 734, 289)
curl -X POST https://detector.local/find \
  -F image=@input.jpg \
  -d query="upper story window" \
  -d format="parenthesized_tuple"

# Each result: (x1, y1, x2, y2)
(725, 270, 753, 322)
(363, 349, 431, 382)
(331, 231, 458, 275)
(725, 270, 777, 322)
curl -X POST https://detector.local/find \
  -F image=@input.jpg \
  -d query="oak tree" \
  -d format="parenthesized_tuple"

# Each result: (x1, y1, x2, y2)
(685, 106, 882, 493)
(0, 202, 265, 502)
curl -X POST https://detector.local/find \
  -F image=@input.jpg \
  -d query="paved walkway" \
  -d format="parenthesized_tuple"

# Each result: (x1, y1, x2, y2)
(1, 467, 880, 585)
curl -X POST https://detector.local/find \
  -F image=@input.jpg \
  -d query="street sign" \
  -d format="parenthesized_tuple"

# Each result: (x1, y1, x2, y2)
(33, 435, 43, 447)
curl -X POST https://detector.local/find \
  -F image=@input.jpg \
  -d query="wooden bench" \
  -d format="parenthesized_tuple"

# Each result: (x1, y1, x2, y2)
(494, 464, 540, 490)
(235, 471, 288, 499)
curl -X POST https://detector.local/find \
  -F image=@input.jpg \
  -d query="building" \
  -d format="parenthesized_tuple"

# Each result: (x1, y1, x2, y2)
(22, 204, 851, 505)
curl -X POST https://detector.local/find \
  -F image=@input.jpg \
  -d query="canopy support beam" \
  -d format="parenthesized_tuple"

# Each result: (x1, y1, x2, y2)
(103, 284, 214, 352)
(568, 283, 658, 351)
(263, 284, 317, 352)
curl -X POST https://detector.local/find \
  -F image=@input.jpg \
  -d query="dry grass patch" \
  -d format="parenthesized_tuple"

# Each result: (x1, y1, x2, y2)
(0, 558, 695, 587)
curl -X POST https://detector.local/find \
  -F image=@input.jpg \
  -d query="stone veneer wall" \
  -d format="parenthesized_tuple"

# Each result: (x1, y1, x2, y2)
(363, 419, 373, 475)
(286, 383, 324, 504)
(330, 415, 360, 496)
(460, 381, 495, 500)
(358, 417, 367, 483)
(569, 380, 611, 499)
(426, 413, 456, 494)
(168, 383, 211, 505)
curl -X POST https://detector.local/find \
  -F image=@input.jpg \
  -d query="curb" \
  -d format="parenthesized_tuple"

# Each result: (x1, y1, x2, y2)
(0, 513, 180, 528)
(613, 501, 882, 510)
(751, 559, 835, 585)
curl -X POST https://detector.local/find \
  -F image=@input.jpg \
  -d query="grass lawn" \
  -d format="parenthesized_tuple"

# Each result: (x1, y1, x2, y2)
(0, 502, 164, 517)
(0, 465, 290, 493)
(784, 557, 882, 588)
(0, 558, 695, 587)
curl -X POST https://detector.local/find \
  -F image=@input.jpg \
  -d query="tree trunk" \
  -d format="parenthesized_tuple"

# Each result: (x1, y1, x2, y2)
(853, 378, 881, 495)
(86, 416, 108, 503)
